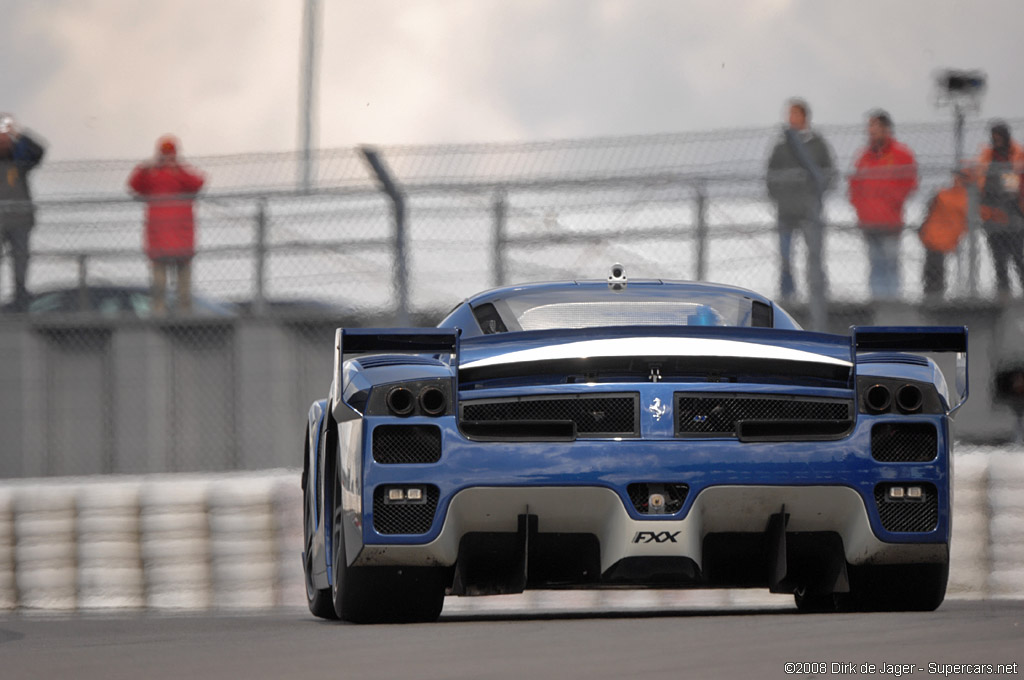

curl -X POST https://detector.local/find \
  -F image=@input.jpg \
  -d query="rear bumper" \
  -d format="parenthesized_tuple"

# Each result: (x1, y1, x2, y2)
(352, 484, 946, 571)
(353, 416, 951, 569)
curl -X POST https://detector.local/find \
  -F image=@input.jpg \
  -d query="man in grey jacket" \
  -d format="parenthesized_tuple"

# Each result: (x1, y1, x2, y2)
(766, 99, 836, 302)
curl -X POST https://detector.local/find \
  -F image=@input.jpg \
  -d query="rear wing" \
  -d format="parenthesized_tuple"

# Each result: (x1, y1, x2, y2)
(851, 326, 968, 415)
(329, 328, 460, 421)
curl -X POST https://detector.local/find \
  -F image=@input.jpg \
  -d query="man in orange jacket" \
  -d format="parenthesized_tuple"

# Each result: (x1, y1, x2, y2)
(848, 110, 918, 300)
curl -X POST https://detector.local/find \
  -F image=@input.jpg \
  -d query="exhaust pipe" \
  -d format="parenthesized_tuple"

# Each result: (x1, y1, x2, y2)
(895, 384, 924, 414)
(864, 384, 892, 414)
(386, 387, 416, 416)
(419, 386, 447, 416)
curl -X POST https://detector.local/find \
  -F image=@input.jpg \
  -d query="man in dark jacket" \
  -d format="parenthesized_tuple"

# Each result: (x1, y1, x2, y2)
(0, 113, 45, 312)
(975, 120, 1024, 303)
(766, 99, 836, 301)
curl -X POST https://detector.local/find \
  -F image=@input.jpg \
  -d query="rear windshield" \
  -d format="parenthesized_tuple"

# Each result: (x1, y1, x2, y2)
(475, 290, 770, 333)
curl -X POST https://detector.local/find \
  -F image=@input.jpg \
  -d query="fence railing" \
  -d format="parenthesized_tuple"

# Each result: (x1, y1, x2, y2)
(1, 164, 1013, 328)
(3, 118, 1022, 324)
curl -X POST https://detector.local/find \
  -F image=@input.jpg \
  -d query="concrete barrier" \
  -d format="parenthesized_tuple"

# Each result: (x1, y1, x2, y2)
(0, 450, 1021, 612)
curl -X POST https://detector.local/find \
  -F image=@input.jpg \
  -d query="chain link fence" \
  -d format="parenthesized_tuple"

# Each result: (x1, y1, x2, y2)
(3, 118, 1022, 319)
(2, 118, 1023, 477)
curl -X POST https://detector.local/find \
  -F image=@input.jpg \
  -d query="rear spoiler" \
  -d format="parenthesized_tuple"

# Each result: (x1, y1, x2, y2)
(851, 326, 968, 415)
(330, 328, 460, 421)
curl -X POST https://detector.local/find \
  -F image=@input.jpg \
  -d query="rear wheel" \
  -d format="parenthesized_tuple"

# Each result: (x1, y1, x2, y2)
(794, 561, 947, 613)
(794, 589, 850, 613)
(845, 562, 948, 612)
(329, 459, 447, 623)
(303, 425, 337, 620)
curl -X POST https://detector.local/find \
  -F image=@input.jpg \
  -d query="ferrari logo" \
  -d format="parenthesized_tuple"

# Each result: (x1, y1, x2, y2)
(646, 397, 667, 421)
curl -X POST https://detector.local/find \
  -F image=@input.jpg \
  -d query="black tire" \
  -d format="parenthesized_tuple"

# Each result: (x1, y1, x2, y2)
(305, 556, 337, 619)
(303, 425, 337, 620)
(845, 562, 948, 612)
(794, 589, 850, 613)
(330, 463, 447, 624)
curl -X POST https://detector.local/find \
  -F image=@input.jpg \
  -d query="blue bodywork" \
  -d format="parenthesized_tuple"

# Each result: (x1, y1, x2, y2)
(302, 279, 968, 598)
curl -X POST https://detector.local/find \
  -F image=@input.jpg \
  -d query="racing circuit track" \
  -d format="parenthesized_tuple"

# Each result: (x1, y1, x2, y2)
(2, 600, 1022, 680)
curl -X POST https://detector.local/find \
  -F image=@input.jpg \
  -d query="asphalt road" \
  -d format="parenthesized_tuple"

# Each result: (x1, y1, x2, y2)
(1, 600, 1022, 680)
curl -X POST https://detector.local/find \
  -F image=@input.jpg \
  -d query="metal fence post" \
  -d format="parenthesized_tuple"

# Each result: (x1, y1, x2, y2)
(807, 197, 828, 332)
(695, 180, 707, 281)
(254, 199, 267, 315)
(77, 254, 89, 312)
(492, 189, 507, 289)
(361, 147, 409, 326)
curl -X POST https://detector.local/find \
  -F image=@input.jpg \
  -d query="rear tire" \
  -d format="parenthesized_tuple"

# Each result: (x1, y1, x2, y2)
(305, 559, 337, 620)
(794, 560, 947, 613)
(794, 589, 850, 613)
(330, 461, 446, 623)
(845, 562, 948, 612)
(303, 425, 337, 620)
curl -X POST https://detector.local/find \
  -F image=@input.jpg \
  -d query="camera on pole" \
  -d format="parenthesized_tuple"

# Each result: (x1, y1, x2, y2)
(934, 68, 987, 111)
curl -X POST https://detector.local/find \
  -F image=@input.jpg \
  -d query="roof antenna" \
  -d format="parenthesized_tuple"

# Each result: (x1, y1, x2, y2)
(607, 263, 627, 291)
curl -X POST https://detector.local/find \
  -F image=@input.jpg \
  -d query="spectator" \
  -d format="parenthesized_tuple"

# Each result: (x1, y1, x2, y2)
(975, 120, 1024, 303)
(128, 136, 205, 315)
(766, 98, 836, 301)
(849, 110, 918, 300)
(918, 170, 968, 301)
(0, 113, 45, 312)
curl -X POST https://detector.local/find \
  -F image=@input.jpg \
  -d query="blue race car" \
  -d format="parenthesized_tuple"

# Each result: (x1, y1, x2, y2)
(301, 266, 968, 622)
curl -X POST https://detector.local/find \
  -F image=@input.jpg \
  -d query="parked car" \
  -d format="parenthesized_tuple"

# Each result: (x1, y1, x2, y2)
(2, 285, 236, 317)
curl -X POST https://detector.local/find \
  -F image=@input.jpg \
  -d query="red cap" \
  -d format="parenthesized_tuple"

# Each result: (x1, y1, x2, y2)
(157, 135, 178, 155)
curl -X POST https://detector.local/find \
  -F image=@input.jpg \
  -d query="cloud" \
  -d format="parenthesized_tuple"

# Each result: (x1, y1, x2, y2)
(11, 0, 301, 160)
(2, 0, 1023, 162)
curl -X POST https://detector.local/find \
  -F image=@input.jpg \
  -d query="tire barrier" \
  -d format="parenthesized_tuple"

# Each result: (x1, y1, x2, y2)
(987, 452, 1024, 598)
(0, 451, 1020, 612)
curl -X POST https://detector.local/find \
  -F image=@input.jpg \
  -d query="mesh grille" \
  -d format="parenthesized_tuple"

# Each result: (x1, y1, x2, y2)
(874, 484, 939, 533)
(372, 485, 440, 535)
(461, 394, 637, 436)
(372, 425, 442, 464)
(627, 483, 689, 515)
(871, 422, 938, 462)
(676, 394, 851, 436)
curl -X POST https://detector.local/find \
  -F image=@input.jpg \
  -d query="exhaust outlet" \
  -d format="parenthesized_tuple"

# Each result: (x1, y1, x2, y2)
(386, 387, 416, 416)
(419, 386, 447, 416)
(895, 384, 923, 414)
(864, 384, 892, 414)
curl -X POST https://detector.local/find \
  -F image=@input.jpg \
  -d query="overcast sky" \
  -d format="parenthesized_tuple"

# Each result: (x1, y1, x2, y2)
(2, 0, 1022, 161)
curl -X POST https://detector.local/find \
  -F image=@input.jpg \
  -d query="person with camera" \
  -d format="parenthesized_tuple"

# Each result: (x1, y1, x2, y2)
(0, 113, 45, 313)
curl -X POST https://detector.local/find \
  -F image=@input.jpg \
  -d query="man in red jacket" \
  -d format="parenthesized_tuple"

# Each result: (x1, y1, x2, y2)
(848, 110, 918, 300)
(128, 136, 205, 315)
